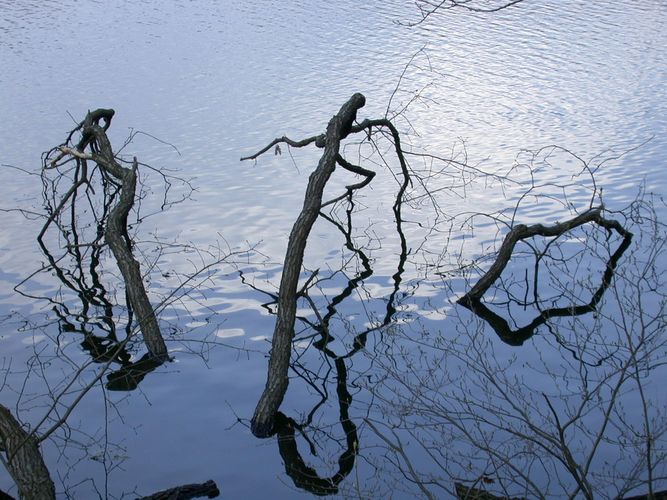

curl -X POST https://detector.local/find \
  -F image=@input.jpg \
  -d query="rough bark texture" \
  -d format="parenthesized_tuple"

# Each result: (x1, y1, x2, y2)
(250, 93, 366, 437)
(82, 112, 168, 360)
(0, 405, 55, 500)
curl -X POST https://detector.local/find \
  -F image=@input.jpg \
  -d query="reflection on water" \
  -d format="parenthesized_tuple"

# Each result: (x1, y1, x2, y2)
(457, 206, 633, 346)
(365, 192, 667, 498)
(255, 181, 408, 494)
(1, 0, 666, 498)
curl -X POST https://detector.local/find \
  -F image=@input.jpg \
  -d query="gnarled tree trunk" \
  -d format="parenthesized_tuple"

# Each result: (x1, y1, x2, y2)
(250, 93, 366, 437)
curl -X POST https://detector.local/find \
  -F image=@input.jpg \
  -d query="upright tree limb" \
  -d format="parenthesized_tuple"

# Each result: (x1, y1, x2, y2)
(102, 156, 168, 360)
(0, 405, 55, 500)
(249, 93, 366, 437)
(83, 115, 169, 360)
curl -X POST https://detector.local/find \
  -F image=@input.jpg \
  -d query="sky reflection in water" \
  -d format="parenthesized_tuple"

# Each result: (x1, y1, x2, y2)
(1, 1, 666, 498)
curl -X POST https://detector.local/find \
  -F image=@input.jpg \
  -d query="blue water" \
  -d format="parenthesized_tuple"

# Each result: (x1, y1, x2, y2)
(1, 1, 666, 498)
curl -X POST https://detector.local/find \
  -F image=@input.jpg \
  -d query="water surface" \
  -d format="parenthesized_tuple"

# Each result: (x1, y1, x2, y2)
(1, 1, 666, 498)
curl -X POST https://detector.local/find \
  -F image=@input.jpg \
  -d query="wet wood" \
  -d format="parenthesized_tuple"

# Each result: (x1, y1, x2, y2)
(0, 405, 55, 500)
(249, 93, 366, 437)
(81, 111, 169, 361)
(458, 207, 632, 305)
(137, 479, 220, 499)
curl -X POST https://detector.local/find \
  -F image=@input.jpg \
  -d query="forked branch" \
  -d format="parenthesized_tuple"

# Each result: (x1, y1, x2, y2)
(458, 207, 632, 304)
(246, 93, 366, 437)
(43, 109, 168, 360)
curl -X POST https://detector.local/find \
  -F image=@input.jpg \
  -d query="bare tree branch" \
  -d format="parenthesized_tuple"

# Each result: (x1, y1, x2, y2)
(0, 405, 55, 500)
(249, 93, 366, 437)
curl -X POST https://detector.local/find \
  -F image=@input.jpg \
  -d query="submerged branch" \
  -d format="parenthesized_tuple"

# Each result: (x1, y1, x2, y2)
(249, 93, 366, 437)
(0, 405, 55, 500)
(246, 95, 415, 438)
(460, 221, 633, 346)
(458, 207, 632, 304)
(102, 155, 168, 360)
(137, 479, 220, 500)
(45, 110, 169, 361)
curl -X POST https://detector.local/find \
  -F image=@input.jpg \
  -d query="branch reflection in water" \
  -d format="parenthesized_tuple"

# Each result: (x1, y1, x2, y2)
(0, 110, 242, 498)
(239, 94, 666, 498)
(458, 207, 634, 347)
(0, 98, 663, 498)
(277, 193, 407, 495)
(243, 93, 414, 437)
(242, 188, 408, 494)
(362, 150, 666, 498)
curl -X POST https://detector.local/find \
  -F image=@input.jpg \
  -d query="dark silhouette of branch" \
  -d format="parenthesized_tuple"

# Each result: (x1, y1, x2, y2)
(248, 93, 366, 437)
(236, 170, 408, 492)
(43, 109, 168, 360)
(0, 405, 55, 500)
(240, 135, 321, 161)
(402, 0, 524, 26)
(458, 207, 632, 303)
(458, 209, 633, 345)
(245, 93, 417, 438)
(136, 479, 220, 500)
(274, 358, 357, 496)
(455, 482, 526, 500)
(106, 353, 164, 391)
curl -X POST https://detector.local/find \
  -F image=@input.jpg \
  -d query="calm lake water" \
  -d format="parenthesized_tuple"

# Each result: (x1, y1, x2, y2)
(1, 1, 666, 498)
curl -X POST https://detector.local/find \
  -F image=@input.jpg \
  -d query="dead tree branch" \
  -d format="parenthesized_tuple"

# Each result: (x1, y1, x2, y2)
(240, 135, 321, 161)
(458, 207, 632, 304)
(44, 109, 168, 360)
(243, 95, 414, 438)
(247, 93, 366, 437)
(137, 479, 220, 500)
(402, 0, 525, 26)
(0, 405, 55, 500)
(458, 208, 634, 346)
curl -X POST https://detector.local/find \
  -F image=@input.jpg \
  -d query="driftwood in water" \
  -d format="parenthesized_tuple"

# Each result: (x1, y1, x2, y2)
(0, 405, 55, 500)
(45, 110, 168, 360)
(458, 207, 633, 345)
(85, 113, 168, 360)
(246, 93, 366, 437)
(243, 202, 406, 494)
(137, 479, 220, 500)
(243, 93, 412, 437)
(103, 155, 168, 360)
(458, 207, 631, 305)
